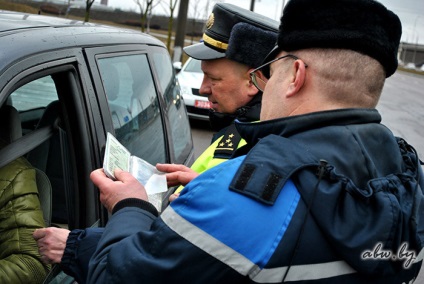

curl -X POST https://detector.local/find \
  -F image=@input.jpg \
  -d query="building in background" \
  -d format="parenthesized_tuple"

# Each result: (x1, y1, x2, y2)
(399, 42, 424, 70)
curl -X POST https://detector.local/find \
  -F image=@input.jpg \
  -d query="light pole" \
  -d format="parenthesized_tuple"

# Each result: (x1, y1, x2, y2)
(411, 16, 421, 68)
(173, 0, 189, 62)
(401, 31, 410, 64)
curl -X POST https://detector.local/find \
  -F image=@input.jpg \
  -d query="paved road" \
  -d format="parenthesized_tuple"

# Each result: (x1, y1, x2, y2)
(189, 119, 214, 160)
(150, 31, 198, 44)
(377, 70, 424, 159)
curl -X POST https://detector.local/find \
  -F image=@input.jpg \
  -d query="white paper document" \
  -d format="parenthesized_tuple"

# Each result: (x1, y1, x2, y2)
(103, 132, 167, 211)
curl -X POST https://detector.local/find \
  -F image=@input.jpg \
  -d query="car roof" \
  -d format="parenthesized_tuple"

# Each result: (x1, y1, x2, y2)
(0, 10, 97, 31)
(0, 10, 165, 69)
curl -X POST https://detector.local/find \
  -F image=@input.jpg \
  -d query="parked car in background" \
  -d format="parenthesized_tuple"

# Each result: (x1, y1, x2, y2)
(175, 57, 211, 120)
(0, 10, 194, 282)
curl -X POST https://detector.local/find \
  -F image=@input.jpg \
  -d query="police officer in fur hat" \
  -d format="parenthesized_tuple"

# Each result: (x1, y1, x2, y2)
(38, 1, 424, 283)
(159, 3, 278, 198)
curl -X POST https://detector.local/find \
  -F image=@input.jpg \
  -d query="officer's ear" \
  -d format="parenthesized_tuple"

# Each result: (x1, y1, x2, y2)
(286, 59, 307, 98)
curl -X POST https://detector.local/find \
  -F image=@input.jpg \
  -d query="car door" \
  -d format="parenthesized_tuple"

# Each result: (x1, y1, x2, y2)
(0, 47, 133, 283)
(0, 50, 102, 231)
(0, 42, 193, 283)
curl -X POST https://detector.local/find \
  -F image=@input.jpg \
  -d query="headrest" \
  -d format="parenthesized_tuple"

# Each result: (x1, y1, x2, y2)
(100, 65, 120, 101)
(0, 104, 22, 143)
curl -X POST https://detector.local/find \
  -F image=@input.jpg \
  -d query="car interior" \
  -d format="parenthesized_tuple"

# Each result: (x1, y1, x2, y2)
(1, 72, 76, 231)
(0, 103, 53, 227)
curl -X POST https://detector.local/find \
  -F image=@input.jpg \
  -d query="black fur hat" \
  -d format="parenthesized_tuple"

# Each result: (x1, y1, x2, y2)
(184, 3, 278, 68)
(266, 0, 402, 77)
(226, 22, 278, 68)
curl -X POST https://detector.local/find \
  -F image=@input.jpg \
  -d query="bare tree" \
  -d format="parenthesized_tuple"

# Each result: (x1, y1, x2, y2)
(65, 0, 72, 18)
(165, 0, 179, 51)
(134, 0, 161, 33)
(84, 0, 95, 22)
(189, 0, 203, 44)
(201, 0, 218, 30)
(146, 5, 153, 33)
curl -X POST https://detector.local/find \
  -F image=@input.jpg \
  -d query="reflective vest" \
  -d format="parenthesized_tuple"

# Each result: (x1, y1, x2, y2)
(175, 124, 246, 194)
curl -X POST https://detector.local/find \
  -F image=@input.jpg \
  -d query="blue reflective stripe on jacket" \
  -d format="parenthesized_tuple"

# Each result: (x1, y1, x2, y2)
(170, 156, 300, 267)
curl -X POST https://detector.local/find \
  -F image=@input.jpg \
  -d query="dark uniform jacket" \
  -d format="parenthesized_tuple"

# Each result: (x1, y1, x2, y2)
(64, 109, 424, 283)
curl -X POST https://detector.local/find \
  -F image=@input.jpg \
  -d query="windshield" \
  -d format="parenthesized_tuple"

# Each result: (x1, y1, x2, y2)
(184, 58, 202, 73)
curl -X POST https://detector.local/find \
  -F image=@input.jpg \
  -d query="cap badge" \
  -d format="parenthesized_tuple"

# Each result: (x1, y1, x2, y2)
(206, 13, 214, 30)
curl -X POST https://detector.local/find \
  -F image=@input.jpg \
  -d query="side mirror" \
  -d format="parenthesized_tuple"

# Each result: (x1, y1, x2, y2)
(173, 62, 182, 73)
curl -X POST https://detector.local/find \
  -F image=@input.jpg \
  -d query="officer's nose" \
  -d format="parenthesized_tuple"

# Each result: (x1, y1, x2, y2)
(199, 76, 211, 96)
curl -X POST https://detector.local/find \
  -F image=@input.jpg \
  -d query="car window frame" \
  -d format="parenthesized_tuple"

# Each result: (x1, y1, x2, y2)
(0, 50, 103, 229)
(84, 44, 173, 161)
(148, 45, 194, 165)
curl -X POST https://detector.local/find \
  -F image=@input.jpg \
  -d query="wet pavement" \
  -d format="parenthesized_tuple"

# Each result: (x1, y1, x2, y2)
(377, 70, 424, 159)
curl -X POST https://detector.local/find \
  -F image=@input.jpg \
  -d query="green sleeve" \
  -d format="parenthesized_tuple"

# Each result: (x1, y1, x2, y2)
(0, 159, 50, 283)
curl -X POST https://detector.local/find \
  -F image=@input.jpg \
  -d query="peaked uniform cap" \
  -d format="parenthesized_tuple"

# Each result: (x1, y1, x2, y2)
(184, 3, 278, 67)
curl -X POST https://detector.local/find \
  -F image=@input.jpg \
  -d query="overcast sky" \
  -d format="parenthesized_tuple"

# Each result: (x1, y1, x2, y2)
(105, 0, 424, 44)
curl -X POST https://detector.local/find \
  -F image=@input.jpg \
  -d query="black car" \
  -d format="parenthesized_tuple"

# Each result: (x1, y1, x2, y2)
(0, 10, 194, 282)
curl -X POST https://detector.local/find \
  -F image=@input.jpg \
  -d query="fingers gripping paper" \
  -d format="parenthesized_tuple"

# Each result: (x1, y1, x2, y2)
(103, 132, 167, 211)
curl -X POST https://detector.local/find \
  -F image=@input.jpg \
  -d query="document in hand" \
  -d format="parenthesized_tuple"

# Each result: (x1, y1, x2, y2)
(103, 132, 168, 211)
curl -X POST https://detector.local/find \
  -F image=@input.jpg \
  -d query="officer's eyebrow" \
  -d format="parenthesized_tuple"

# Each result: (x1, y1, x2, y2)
(203, 70, 221, 80)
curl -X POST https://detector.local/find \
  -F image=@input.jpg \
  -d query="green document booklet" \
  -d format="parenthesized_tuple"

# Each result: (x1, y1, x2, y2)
(103, 132, 167, 212)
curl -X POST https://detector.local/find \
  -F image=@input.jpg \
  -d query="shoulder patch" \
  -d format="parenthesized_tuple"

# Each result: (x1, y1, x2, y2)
(229, 135, 319, 205)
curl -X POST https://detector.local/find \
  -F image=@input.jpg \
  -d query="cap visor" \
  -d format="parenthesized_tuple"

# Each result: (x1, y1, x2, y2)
(184, 43, 225, 60)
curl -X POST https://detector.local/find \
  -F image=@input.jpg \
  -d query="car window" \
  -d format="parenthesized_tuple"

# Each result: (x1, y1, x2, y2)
(8, 76, 60, 138)
(9, 76, 58, 112)
(152, 50, 193, 164)
(97, 54, 166, 165)
(184, 58, 202, 73)
(5, 72, 75, 228)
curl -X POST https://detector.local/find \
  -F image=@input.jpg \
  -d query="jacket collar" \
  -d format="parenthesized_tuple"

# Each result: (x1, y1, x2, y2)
(208, 93, 262, 131)
(235, 108, 382, 145)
